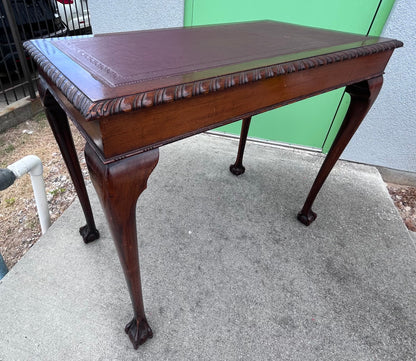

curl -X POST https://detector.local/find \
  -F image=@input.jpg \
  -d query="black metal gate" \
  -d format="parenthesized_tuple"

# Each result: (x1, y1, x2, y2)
(0, 0, 91, 106)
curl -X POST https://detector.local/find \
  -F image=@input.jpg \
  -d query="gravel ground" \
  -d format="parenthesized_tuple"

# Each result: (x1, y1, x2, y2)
(387, 183, 416, 232)
(0, 114, 87, 269)
(0, 114, 415, 270)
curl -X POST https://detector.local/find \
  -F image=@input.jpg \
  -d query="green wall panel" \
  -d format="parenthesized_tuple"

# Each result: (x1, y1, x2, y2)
(184, 0, 395, 150)
(189, 1, 378, 33)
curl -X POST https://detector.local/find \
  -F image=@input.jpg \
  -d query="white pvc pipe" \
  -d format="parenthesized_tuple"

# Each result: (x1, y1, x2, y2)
(7, 155, 51, 234)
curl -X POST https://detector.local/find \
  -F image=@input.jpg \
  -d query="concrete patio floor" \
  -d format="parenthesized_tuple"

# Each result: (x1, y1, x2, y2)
(0, 134, 415, 360)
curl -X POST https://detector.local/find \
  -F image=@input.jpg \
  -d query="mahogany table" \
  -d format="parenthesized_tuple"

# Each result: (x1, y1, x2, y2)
(24, 21, 402, 349)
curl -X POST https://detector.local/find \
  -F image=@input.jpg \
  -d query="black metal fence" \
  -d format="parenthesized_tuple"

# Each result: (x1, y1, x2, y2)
(0, 0, 91, 106)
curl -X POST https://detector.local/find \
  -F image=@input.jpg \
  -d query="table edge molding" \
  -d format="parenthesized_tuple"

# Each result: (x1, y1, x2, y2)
(25, 39, 402, 121)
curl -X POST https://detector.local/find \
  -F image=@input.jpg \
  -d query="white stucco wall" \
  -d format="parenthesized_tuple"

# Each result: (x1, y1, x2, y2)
(88, 0, 184, 34)
(342, 1, 416, 172)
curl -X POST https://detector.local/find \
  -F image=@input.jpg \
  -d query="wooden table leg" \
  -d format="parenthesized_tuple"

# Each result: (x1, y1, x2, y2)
(297, 76, 383, 226)
(230, 117, 252, 175)
(85, 143, 159, 349)
(42, 91, 100, 243)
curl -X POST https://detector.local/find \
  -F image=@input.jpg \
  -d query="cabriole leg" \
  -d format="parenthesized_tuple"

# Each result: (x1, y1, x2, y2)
(85, 144, 159, 349)
(43, 91, 99, 242)
(297, 76, 383, 226)
(230, 116, 252, 176)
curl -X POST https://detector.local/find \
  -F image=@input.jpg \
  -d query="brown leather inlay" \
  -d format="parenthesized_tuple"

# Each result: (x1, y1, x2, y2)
(53, 21, 376, 88)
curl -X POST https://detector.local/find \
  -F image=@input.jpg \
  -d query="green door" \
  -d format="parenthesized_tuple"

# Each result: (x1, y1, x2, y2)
(184, 0, 395, 151)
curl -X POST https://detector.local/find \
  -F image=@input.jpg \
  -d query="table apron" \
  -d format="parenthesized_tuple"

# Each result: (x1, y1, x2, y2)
(41, 50, 393, 162)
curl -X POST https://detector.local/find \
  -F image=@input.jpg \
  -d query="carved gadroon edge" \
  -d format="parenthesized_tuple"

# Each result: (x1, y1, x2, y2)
(24, 40, 402, 121)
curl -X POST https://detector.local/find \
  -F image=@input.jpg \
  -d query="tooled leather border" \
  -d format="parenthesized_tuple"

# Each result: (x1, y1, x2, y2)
(24, 39, 402, 121)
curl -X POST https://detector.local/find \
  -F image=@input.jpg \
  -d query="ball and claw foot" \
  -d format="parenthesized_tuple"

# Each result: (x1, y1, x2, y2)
(125, 317, 153, 349)
(79, 225, 100, 244)
(297, 209, 317, 226)
(229, 163, 245, 176)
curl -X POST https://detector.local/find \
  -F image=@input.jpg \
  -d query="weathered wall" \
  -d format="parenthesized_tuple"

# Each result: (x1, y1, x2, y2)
(342, 1, 416, 172)
(88, 0, 184, 33)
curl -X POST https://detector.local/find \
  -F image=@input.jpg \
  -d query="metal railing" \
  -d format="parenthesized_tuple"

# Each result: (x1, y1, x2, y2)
(0, 0, 91, 106)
